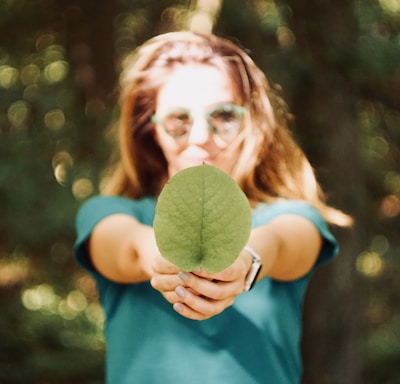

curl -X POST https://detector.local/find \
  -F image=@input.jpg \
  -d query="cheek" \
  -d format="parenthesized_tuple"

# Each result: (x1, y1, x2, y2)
(221, 145, 242, 171)
(154, 127, 181, 157)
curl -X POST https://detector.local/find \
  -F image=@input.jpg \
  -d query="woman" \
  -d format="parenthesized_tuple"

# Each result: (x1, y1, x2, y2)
(74, 31, 351, 384)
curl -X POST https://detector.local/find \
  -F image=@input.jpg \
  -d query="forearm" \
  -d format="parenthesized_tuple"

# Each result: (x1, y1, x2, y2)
(89, 214, 156, 283)
(246, 227, 280, 281)
(246, 214, 322, 282)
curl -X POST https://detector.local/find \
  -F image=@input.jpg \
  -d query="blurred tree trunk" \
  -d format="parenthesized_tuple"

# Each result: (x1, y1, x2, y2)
(284, 1, 367, 383)
(57, 0, 119, 172)
(60, 0, 118, 102)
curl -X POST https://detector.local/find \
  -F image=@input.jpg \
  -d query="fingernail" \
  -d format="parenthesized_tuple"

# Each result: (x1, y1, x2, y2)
(174, 303, 184, 312)
(193, 267, 202, 273)
(176, 286, 186, 298)
(178, 271, 189, 282)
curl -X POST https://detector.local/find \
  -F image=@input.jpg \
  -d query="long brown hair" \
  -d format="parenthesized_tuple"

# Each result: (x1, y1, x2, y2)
(102, 31, 351, 226)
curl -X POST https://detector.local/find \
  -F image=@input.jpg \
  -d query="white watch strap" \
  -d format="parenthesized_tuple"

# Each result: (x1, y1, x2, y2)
(243, 246, 262, 291)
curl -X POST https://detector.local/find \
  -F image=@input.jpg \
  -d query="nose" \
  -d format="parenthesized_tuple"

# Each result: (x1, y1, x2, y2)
(187, 116, 211, 145)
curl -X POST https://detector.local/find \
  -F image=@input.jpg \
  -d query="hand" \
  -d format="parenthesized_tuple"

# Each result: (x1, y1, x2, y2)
(150, 251, 252, 320)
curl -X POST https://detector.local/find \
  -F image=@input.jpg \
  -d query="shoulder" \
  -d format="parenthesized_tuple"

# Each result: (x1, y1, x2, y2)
(76, 195, 156, 224)
(78, 195, 156, 214)
(75, 195, 156, 245)
(252, 200, 325, 228)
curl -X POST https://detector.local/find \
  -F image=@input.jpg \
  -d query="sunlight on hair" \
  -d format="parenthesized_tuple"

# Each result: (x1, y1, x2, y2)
(302, 159, 319, 200)
(188, 0, 222, 33)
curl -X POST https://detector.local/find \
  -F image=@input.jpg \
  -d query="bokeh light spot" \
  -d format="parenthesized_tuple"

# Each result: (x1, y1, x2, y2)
(44, 60, 69, 84)
(52, 150, 73, 185)
(379, 0, 400, 13)
(7, 100, 29, 129)
(67, 290, 88, 312)
(0, 259, 29, 286)
(44, 109, 66, 130)
(356, 252, 384, 277)
(380, 194, 400, 218)
(277, 26, 296, 47)
(20, 64, 41, 86)
(370, 235, 390, 255)
(0, 65, 19, 88)
(22, 284, 59, 312)
(72, 178, 95, 200)
(35, 33, 56, 51)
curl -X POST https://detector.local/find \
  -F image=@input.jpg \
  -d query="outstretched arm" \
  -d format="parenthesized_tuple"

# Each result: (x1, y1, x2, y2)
(88, 212, 322, 321)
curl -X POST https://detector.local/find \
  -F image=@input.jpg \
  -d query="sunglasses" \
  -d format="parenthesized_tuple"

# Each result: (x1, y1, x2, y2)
(151, 103, 246, 139)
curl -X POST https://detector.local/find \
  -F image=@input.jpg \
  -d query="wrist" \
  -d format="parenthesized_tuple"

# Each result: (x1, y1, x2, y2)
(131, 225, 158, 280)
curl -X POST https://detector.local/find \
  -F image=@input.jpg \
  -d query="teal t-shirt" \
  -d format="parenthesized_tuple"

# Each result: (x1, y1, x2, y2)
(74, 196, 338, 384)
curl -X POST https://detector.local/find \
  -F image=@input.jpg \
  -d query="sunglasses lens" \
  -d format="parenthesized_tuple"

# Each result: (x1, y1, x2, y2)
(163, 112, 192, 137)
(208, 105, 243, 135)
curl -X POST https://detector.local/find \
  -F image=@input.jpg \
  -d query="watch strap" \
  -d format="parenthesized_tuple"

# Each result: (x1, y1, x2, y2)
(243, 246, 262, 291)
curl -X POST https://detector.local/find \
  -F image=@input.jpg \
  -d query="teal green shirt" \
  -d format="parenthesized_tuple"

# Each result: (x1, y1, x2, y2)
(74, 196, 338, 384)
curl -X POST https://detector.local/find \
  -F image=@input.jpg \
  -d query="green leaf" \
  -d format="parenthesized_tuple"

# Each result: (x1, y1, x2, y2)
(153, 164, 252, 273)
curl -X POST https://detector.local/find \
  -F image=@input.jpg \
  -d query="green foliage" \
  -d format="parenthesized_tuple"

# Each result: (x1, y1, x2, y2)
(154, 164, 251, 273)
(0, 281, 105, 383)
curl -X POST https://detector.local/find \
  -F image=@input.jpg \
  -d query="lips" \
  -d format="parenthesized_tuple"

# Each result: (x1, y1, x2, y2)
(182, 150, 217, 165)
(187, 152, 219, 164)
(186, 158, 213, 166)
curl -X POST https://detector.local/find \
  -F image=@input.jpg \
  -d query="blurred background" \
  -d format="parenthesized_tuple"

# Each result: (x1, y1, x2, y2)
(0, 0, 399, 383)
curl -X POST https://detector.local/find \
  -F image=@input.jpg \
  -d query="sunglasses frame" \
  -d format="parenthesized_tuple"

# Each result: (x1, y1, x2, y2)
(151, 103, 246, 139)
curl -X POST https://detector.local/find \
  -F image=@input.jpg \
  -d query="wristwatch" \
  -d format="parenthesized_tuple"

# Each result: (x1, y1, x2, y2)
(243, 246, 263, 291)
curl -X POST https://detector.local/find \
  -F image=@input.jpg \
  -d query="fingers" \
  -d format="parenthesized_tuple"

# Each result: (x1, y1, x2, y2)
(151, 269, 241, 320)
(150, 271, 180, 301)
(173, 291, 235, 320)
(177, 271, 243, 300)
(150, 252, 251, 320)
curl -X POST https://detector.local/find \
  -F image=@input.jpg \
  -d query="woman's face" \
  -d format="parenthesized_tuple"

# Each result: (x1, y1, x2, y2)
(153, 64, 243, 178)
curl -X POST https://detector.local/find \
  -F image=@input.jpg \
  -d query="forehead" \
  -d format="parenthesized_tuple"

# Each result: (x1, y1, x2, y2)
(156, 64, 235, 112)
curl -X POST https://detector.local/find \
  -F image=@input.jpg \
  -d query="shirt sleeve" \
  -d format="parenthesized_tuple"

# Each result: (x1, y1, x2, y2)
(73, 195, 155, 275)
(251, 200, 339, 268)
